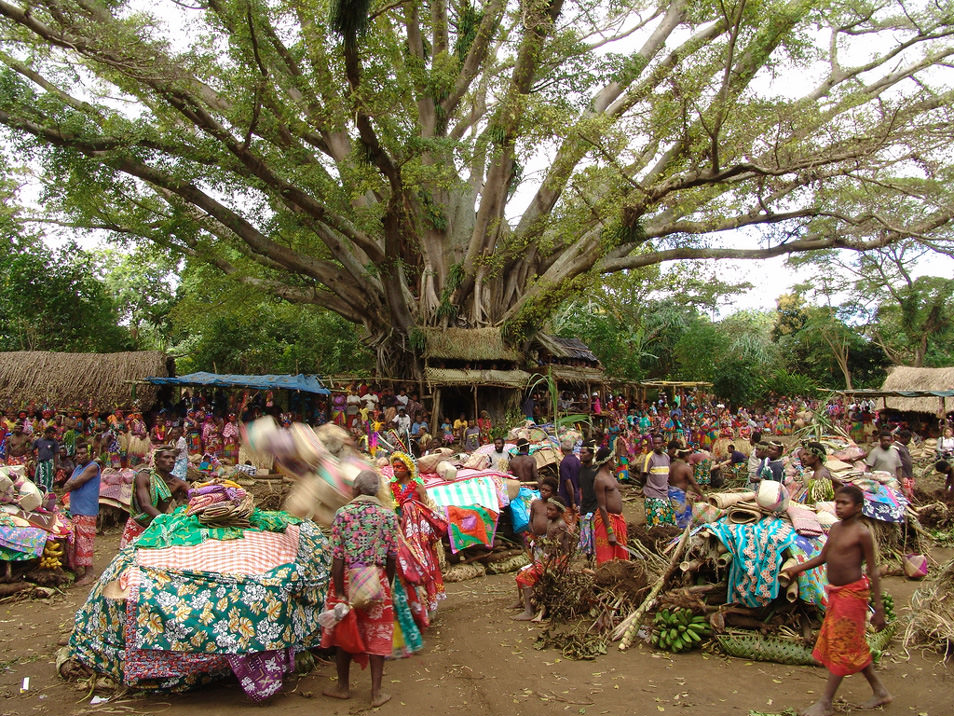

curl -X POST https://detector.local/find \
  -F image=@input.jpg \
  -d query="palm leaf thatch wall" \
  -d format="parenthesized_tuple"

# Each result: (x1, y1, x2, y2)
(881, 366, 954, 414)
(0, 351, 171, 413)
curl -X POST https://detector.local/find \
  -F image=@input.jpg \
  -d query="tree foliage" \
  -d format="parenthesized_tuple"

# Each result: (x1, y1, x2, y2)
(93, 247, 180, 350)
(170, 265, 373, 376)
(0, 234, 129, 352)
(0, 0, 951, 373)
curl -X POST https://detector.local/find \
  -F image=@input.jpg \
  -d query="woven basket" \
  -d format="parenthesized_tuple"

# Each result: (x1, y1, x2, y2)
(715, 633, 818, 666)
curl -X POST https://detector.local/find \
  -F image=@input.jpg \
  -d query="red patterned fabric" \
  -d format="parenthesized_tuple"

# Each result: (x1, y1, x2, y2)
(593, 511, 628, 565)
(813, 576, 872, 676)
(394, 498, 446, 613)
(515, 562, 545, 590)
(320, 569, 394, 666)
(135, 526, 300, 575)
(69, 514, 97, 568)
(119, 517, 146, 550)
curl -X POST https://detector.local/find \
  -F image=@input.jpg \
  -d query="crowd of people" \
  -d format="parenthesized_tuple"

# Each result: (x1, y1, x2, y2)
(2, 384, 946, 710)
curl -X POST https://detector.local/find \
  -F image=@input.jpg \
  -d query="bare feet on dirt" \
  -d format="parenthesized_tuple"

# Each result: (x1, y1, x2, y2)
(322, 686, 351, 700)
(861, 691, 893, 710)
(801, 700, 834, 716)
(370, 690, 391, 708)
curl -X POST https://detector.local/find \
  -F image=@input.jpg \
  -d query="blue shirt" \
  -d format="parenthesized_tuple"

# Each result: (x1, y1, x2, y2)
(69, 461, 101, 516)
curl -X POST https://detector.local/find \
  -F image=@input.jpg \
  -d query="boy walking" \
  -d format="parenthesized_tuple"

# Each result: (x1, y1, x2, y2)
(781, 485, 892, 716)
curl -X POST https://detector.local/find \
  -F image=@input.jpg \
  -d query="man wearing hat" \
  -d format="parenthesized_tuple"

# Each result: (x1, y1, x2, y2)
(509, 438, 539, 483)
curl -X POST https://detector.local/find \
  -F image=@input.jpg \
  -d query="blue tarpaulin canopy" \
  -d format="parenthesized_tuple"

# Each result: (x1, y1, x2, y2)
(145, 372, 330, 395)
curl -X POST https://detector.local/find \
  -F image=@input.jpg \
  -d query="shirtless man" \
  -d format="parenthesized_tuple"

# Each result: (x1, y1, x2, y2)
(120, 446, 190, 548)
(667, 444, 703, 529)
(781, 485, 891, 716)
(513, 496, 574, 620)
(509, 438, 539, 483)
(6, 422, 32, 465)
(593, 446, 627, 564)
(527, 476, 558, 543)
(511, 476, 559, 609)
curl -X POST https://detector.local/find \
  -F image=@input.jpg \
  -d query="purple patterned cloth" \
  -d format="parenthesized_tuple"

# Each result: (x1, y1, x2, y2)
(227, 648, 295, 701)
(0, 525, 48, 558)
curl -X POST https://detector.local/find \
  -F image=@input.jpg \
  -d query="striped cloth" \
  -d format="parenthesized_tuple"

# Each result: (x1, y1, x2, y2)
(135, 525, 301, 576)
(424, 473, 502, 511)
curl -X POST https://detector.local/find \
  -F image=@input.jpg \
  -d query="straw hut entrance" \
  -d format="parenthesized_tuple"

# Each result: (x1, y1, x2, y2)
(0, 351, 173, 415)
(421, 328, 529, 424)
(531, 334, 605, 411)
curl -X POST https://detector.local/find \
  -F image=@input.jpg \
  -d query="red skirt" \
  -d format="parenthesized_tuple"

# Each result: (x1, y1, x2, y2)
(320, 569, 394, 663)
(594, 512, 629, 565)
(812, 576, 872, 676)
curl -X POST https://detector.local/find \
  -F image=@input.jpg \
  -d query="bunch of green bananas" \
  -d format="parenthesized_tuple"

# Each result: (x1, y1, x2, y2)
(880, 592, 895, 623)
(651, 608, 710, 653)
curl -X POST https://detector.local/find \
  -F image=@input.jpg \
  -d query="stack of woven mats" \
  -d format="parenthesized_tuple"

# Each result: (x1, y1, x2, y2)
(187, 480, 254, 527)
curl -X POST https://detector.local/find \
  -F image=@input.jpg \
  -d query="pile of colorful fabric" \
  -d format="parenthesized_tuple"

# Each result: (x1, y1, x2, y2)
(186, 480, 254, 527)
(67, 506, 328, 700)
(0, 466, 73, 567)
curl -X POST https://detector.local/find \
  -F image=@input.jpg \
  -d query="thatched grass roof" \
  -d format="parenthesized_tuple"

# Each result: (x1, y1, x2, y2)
(536, 334, 600, 364)
(422, 327, 521, 362)
(881, 366, 954, 414)
(0, 351, 171, 413)
(549, 365, 605, 384)
(423, 367, 530, 388)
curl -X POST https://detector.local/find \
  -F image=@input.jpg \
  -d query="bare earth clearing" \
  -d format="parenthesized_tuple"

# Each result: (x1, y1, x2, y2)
(1, 498, 951, 716)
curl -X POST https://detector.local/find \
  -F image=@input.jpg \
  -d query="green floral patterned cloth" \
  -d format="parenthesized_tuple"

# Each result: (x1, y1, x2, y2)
(133, 508, 302, 549)
(69, 518, 329, 692)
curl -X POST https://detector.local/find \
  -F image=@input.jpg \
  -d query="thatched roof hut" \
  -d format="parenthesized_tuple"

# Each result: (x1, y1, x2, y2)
(0, 351, 172, 413)
(421, 327, 521, 363)
(880, 366, 954, 414)
(535, 334, 600, 363)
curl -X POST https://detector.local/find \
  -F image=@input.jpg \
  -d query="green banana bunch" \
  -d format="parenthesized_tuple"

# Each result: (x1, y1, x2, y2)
(879, 592, 895, 623)
(651, 608, 710, 653)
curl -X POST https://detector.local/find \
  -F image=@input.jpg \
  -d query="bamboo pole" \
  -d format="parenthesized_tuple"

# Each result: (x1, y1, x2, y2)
(614, 522, 693, 650)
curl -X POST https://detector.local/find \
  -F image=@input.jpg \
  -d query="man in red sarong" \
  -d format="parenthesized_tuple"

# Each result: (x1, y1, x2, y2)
(593, 446, 628, 564)
(320, 470, 398, 709)
(781, 485, 892, 716)
(62, 441, 101, 585)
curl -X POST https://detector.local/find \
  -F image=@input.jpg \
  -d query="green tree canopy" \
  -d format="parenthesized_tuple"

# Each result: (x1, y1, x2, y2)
(0, 0, 951, 374)
(0, 235, 129, 351)
(170, 264, 374, 375)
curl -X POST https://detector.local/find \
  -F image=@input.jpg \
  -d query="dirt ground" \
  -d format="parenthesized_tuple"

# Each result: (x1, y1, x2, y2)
(1, 484, 952, 716)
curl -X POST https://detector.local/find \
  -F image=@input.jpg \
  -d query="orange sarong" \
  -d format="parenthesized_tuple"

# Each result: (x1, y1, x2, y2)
(593, 511, 628, 565)
(812, 576, 872, 676)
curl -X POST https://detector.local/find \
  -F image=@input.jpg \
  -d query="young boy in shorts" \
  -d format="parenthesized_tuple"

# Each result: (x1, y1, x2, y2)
(781, 485, 892, 716)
